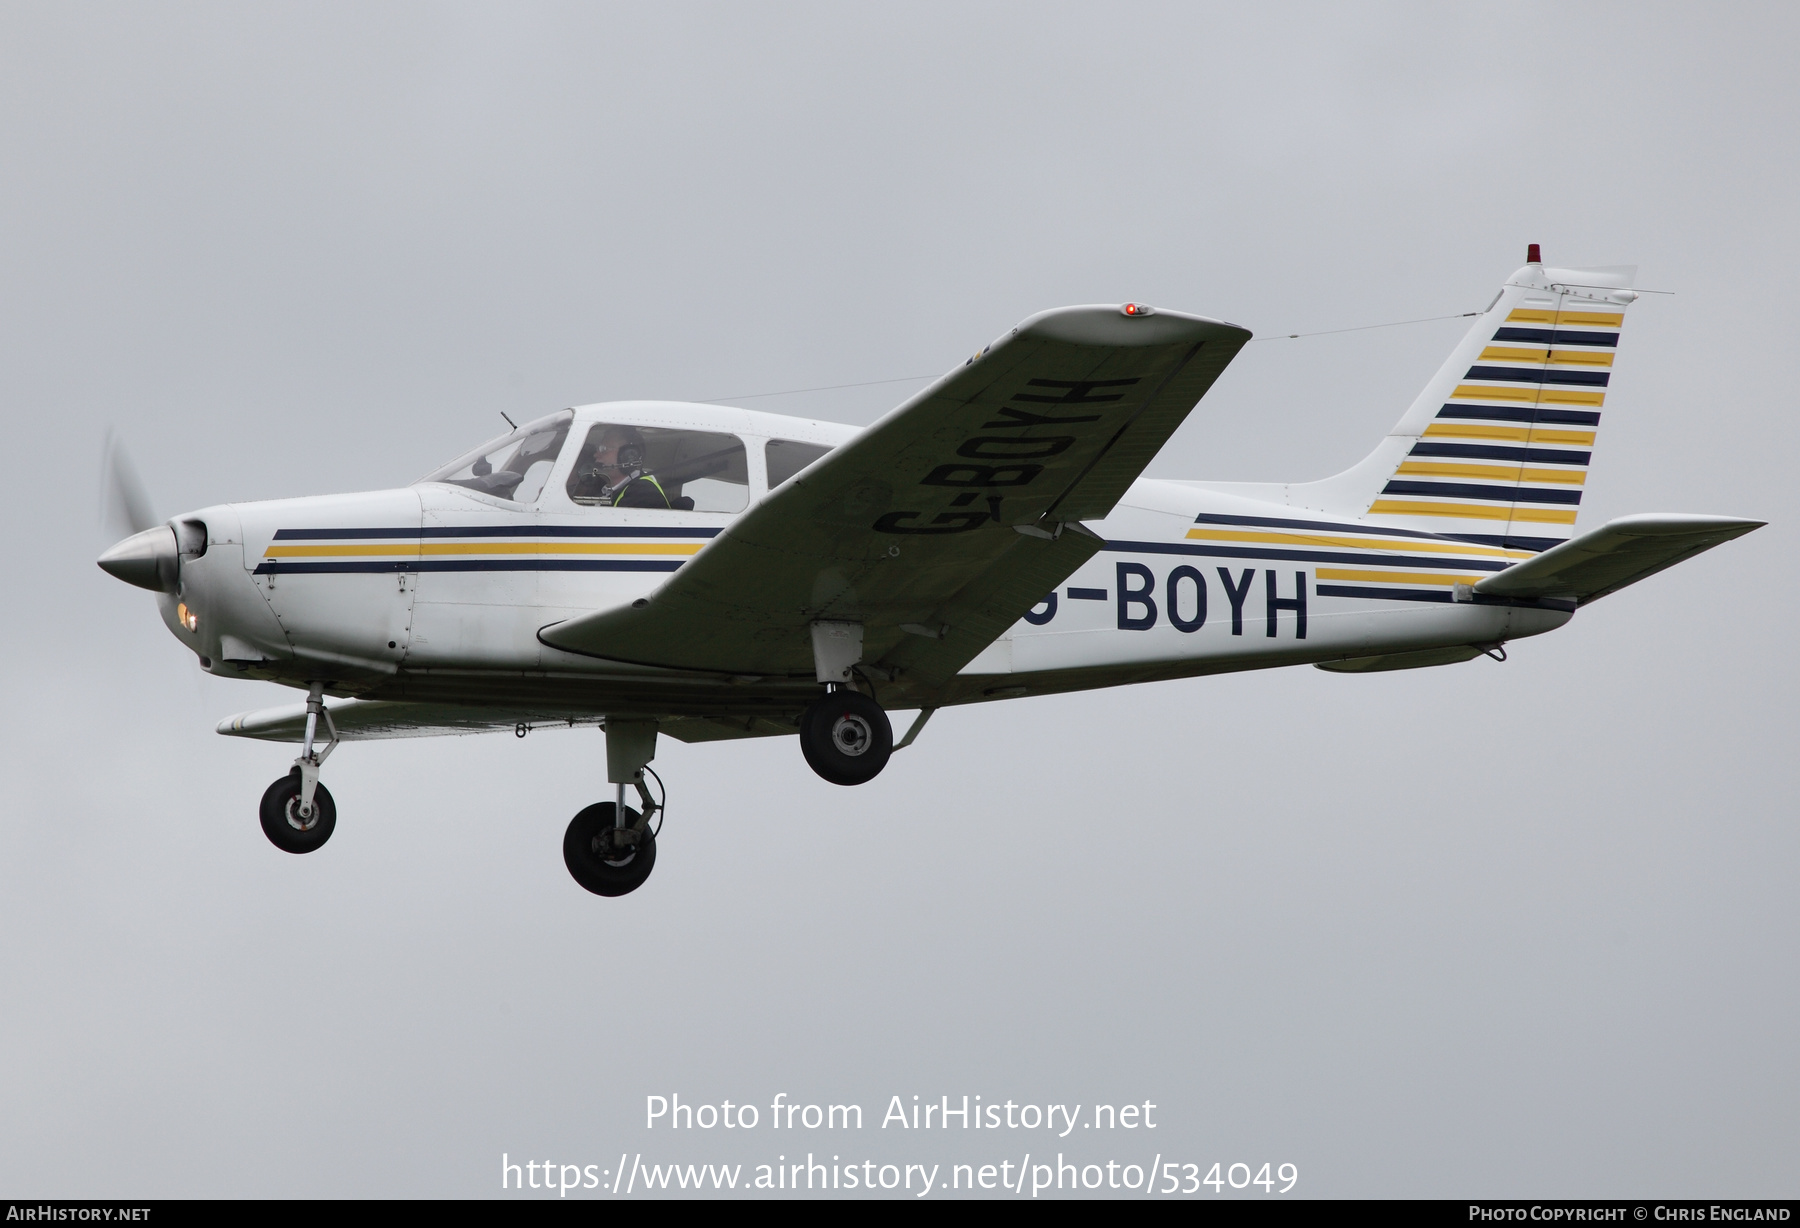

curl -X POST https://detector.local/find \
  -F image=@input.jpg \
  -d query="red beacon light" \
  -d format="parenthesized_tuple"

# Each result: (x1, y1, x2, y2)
(1120, 302, 1156, 317)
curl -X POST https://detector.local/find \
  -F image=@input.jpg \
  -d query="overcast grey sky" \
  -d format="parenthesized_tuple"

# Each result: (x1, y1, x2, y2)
(2, 1, 1796, 1198)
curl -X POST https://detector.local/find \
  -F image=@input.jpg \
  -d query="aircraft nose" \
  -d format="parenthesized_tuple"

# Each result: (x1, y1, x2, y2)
(97, 525, 179, 592)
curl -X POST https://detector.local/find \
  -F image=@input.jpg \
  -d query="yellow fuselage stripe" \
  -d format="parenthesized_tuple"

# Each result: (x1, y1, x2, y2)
(1395, 461, 1587, 484)
(265, 541, 705, 558)
(1316, 567, 1489, 587)
(1183, 526, 1530, 559)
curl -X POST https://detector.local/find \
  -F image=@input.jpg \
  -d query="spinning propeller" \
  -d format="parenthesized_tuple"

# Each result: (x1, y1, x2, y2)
(97, 430, 180, 591)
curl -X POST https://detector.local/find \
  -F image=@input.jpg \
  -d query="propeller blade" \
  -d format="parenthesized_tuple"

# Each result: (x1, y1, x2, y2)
(101, 428, 158, 538)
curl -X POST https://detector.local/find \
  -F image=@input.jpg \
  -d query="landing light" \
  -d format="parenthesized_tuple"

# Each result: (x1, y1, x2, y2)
(177, 602, 198, 632)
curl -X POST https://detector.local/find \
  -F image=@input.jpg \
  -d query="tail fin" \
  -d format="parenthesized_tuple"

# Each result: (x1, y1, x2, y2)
(1296, 249, 1638, 553)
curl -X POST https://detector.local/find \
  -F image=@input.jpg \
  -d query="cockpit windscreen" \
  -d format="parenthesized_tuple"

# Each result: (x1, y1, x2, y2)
(420, 411, 573, 503)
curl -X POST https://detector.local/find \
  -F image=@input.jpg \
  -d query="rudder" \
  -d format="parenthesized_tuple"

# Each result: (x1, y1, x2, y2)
(1293, 247, 1638, 554)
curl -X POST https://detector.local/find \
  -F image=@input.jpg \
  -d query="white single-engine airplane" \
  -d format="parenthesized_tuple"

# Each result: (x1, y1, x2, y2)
(99, 248, 1761, 896)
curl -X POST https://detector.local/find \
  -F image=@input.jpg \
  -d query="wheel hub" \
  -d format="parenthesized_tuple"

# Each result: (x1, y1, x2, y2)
(590, 827, 640, 866)
(831, 713, 873, 757)
(283, 797, 321, 832)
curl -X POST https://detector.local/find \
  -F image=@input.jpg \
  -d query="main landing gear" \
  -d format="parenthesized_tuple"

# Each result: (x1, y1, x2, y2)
(797, 619, 893, 786)
(259, 621, 905, 891)
(800, 689, 892, 785)
(260, 682, 338, 854)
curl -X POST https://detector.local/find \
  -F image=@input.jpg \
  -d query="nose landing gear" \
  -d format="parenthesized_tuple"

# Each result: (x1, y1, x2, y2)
(564, 719, 663, 897)
(563, 801, 656, 897)
(260, 768, 336, 853)
(260, 682, 339, 854)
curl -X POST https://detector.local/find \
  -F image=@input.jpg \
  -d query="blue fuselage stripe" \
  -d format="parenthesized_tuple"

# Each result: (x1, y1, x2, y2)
(1317, 583, 1575, 612)
(1190, 512, 1461, 543)
(254, 559, 685, 575)
(270, 525, 721, 540)
(1103, 540, 1510, 572)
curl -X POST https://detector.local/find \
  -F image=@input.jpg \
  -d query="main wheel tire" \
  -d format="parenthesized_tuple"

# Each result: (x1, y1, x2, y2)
(563, 802, 657, 897)
(259, 768, 336, 854)
(799, 690, 893, 786)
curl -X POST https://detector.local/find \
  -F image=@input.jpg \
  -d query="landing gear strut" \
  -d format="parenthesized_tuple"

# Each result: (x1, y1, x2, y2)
(261, 682, 338, 854)
(564, 720, 662, 897)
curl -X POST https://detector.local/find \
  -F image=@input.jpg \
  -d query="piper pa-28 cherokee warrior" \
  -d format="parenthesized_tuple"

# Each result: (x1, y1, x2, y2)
(99, 247, 1761, 897)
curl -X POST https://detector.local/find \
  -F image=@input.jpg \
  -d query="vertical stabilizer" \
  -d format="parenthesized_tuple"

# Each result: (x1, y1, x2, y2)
(1290, 250, 1639, 553)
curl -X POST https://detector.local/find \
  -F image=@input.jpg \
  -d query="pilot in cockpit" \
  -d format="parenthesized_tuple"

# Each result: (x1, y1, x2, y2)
(568, 425, 672, 508)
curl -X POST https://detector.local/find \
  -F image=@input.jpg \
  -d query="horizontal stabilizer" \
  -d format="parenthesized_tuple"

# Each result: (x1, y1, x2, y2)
(1473, 513, 1763, 605)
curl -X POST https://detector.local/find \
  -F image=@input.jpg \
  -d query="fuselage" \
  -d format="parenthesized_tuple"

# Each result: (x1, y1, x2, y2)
(155, 400, 1571, 720)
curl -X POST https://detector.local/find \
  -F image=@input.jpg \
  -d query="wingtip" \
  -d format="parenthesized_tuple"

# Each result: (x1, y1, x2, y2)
(1607, 513, 1768, 537)
(1015, 304, 1250, 348)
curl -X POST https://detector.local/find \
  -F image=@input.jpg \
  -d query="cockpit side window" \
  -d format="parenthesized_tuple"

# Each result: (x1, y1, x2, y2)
(420, 411, 573, 504)
(565, 424, 748, 512)
(765, 439, 834, 489)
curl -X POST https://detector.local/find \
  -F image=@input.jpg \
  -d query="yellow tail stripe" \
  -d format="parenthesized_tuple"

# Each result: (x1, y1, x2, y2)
(1547, 349, 1616, 367)
(1421, 423, 1597, 446)
(1452, 384, 1606, 407)
(1395, 461, 1587, 485)
(1368, 500, 1580, 524)
(1505, 308, 1624, 327)
(1476, 346, 1615, 367)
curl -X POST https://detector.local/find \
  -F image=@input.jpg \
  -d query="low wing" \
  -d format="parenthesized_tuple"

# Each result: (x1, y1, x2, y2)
(217, 701, 794, 743)
(218, 699, 605, 741)
(540, 305, 1251, 688)
(1474, 513, 1764, 604)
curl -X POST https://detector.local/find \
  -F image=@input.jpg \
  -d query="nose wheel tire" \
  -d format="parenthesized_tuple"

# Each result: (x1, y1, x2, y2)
(563, 802, 657, 896)
(800, 691, 893, 786)
(259, 768, 336, 854)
